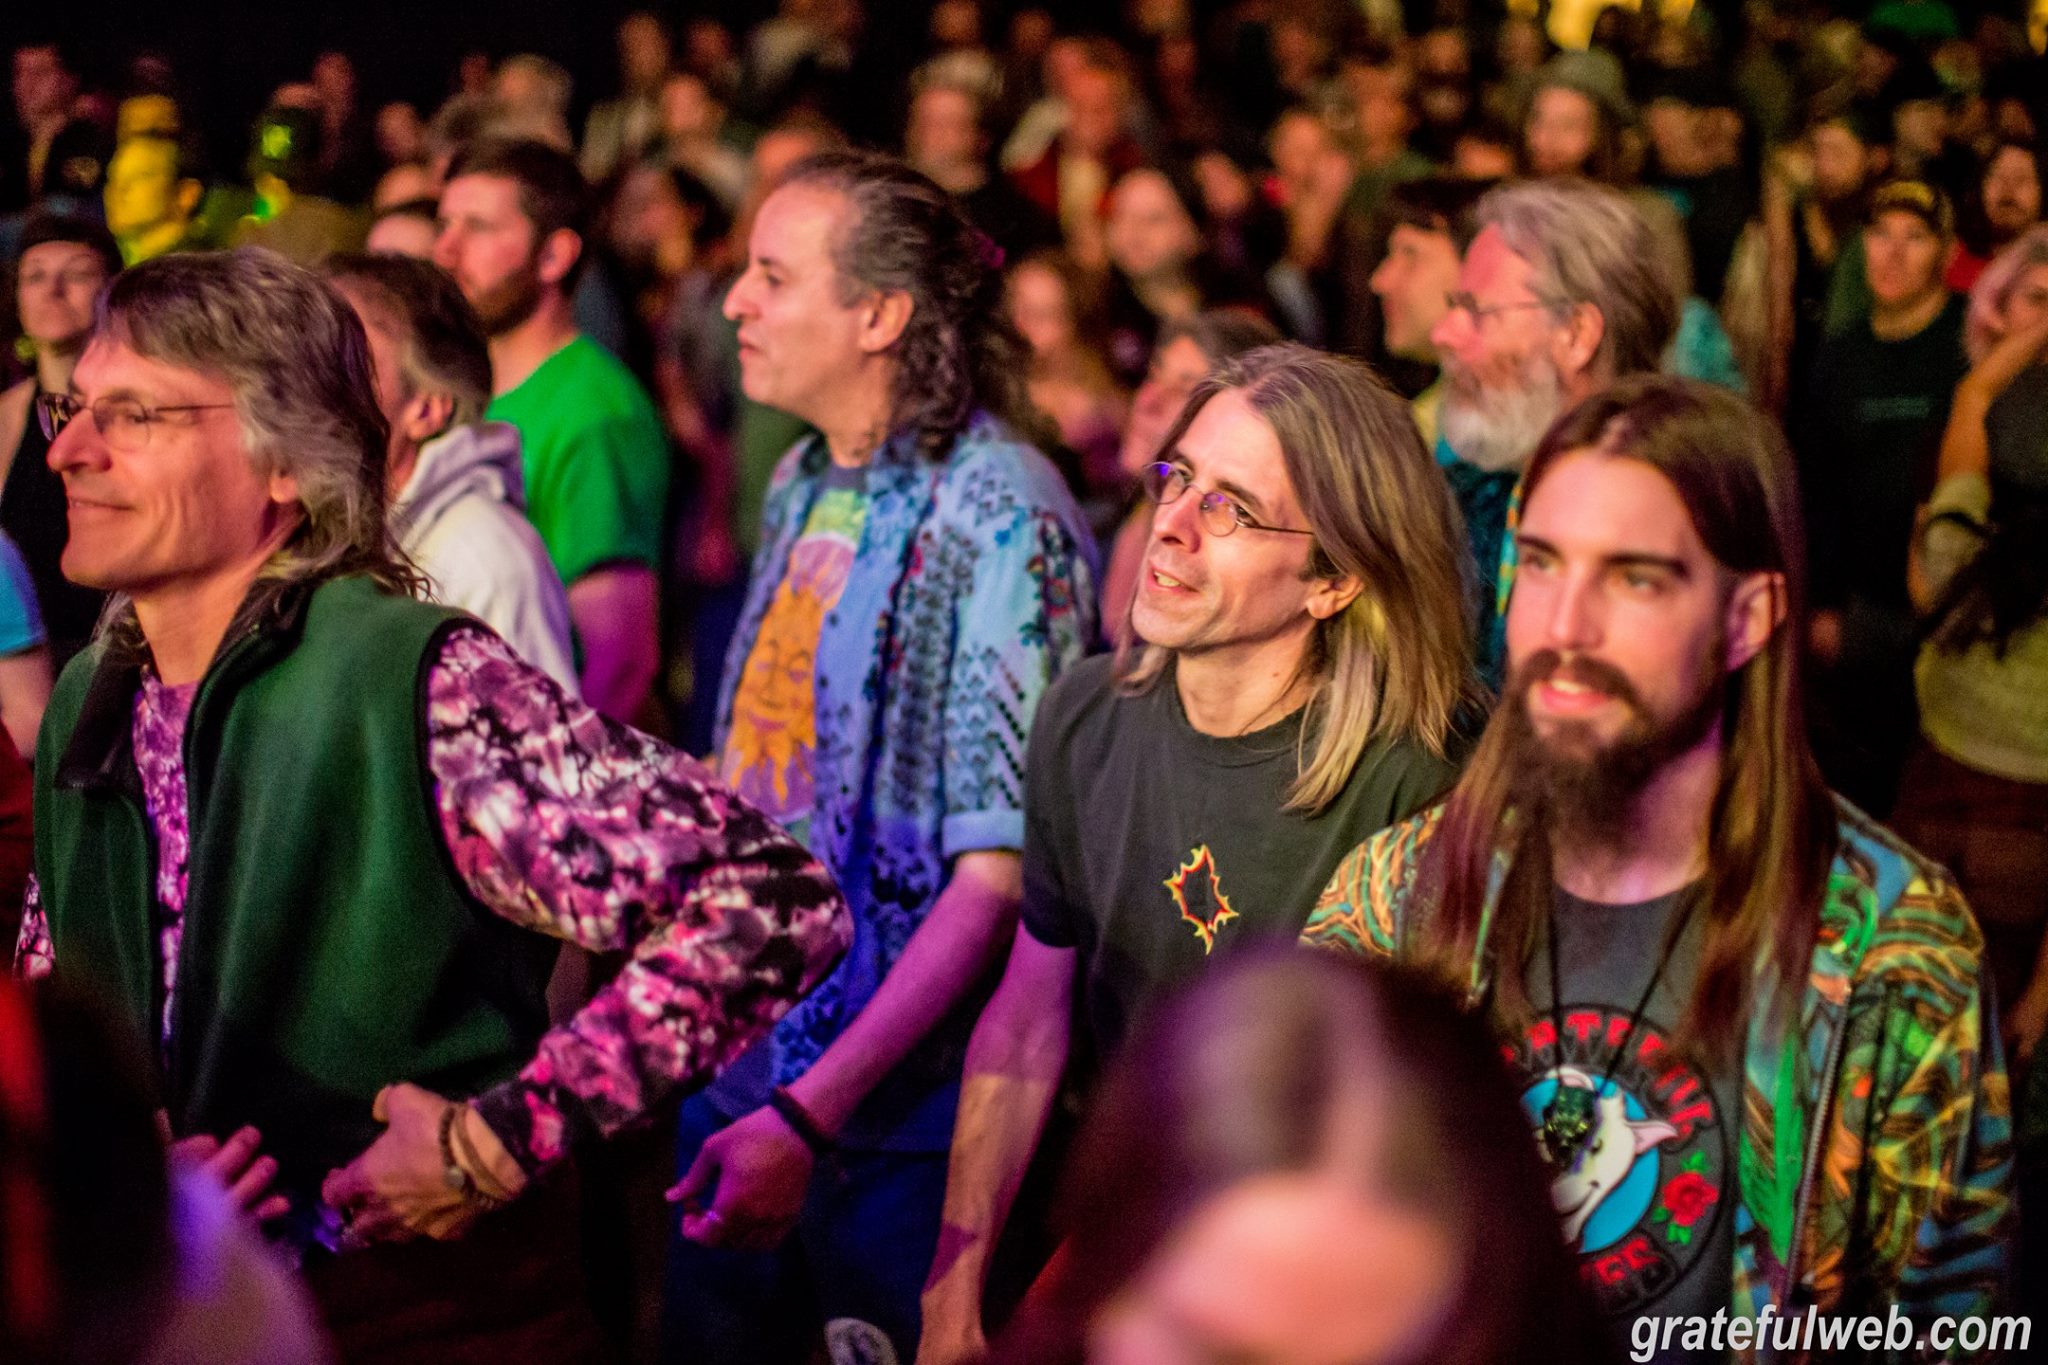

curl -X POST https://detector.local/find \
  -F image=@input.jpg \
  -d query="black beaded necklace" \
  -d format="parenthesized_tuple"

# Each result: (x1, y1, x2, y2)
(1537, 891, 1701, 1174)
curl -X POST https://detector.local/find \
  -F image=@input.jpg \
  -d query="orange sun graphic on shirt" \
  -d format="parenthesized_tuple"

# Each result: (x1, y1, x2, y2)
(1164, 845, 1238, 954)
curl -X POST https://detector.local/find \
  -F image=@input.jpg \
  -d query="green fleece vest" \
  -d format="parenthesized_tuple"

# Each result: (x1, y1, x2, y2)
(34, 576, 556, 1199)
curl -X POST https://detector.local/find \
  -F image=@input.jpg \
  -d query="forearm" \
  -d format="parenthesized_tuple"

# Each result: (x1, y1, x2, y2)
(787, 851, 1023, 1134)
(474, 840, 848, 1173)
(923, 982, 1070, 1304)
(568, 566, 660, 721)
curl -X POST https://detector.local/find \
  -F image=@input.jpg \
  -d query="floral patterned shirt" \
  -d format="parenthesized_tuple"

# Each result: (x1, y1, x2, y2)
(16, 626, 850, 1176)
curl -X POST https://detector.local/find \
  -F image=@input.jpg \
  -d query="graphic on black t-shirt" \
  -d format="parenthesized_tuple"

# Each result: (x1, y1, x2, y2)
(1507, 1008, 1727, 1315)
(1163, 845, 1239, 953)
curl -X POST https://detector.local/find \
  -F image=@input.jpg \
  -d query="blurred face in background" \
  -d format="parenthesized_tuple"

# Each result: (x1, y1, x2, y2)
(1120, 334, 1213, 474)
(1983, 145, 2042, 241)
(1525, 86, 1600, 178)
(1107, 169, 1200, 283)
(906, 85, 982, 176)
(1998, 260, 2048, 336)
(1007, 259, 1076, 359)
(1065, 64, 1128, 157)
(16, 241, 106, 350)
(1371, 223, 1461, 362)
(619, 13, 673, 92)
(1810, 121, 1878, 203)
(1862, 208, 1949, 311)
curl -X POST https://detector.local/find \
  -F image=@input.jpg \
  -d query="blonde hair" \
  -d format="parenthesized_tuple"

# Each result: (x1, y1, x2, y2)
(1116, 343, 1474, 813)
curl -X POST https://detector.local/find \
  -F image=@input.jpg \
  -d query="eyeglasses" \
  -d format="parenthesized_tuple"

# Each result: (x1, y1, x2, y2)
(1442, 291, 1571, 325)
(1139, 462, 1316, 539)
(36, 392, 236, 453)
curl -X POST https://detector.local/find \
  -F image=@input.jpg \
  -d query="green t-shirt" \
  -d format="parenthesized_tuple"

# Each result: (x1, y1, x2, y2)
(486, 335, 671, 584)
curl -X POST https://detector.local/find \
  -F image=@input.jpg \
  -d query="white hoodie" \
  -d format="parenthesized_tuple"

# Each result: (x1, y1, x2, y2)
(391, 421, 580, 694)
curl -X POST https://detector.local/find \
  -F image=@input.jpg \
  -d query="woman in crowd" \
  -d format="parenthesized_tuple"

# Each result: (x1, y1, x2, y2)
(1006, 248, 1127, 522)
(1900, 224, 2048, 1067)
(1100, 164, 1272, 386)
(991, 950, 1608, 1365)
(0, 211, 112, 670)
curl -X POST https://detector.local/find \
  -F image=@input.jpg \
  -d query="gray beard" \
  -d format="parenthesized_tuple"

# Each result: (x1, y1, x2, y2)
(1437, 354, 1568, 474)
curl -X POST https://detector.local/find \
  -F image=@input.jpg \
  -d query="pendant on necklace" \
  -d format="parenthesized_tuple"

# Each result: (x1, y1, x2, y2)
(1540, 1083, 1597, 1172)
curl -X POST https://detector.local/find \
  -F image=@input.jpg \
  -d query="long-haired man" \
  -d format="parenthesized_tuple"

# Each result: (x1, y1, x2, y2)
(918, 343, 1474, 1363)
(663, 151, 1098, 1363)
(1304, 376, 2013, 1356)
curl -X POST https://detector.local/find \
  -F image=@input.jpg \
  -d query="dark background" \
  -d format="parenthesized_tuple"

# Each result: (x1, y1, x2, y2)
(3, 0, 954, 174)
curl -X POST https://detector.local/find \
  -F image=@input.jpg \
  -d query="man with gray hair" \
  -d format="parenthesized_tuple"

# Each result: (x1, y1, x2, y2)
(16, 248, 849, 1360)
(322, 251, 577, 691)
(1429, 176, 1678, 686)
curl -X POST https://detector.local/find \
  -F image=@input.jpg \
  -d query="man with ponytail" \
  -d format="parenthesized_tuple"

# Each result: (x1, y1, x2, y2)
(917, 343, 1474, 1365)
(664, 151, 1098, 1363)
(1304, 376, 2014, 1359)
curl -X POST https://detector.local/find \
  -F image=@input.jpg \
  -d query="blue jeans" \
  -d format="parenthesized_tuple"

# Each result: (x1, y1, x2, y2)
(659, 1094, 946, 1363)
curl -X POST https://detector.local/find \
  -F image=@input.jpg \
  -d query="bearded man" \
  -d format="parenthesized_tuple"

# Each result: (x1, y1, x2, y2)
(1429, 178, 1674, 686)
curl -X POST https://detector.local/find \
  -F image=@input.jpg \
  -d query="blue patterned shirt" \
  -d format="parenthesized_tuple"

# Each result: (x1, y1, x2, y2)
(713, 411, 1099, 1149)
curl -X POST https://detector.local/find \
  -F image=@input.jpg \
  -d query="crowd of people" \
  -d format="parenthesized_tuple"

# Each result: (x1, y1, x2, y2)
(2, 0, 2046, 1361)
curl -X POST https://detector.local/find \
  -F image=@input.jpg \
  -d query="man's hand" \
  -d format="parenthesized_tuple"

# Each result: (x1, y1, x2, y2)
(666, 1105, 815, 1252)
(164, 1120, 291, 1222)
(321, 1083, 525, 1245)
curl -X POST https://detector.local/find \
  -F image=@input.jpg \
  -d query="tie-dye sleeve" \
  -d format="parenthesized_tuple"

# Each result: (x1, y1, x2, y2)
(424, 626, 850, 1175)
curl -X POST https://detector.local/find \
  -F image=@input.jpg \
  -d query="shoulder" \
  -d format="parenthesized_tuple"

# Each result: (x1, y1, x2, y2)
(541, 338, 664, 427)
(1033, 653, 1123, 746)
(1828, 797, 1987, 1008)
(1300, 805, 1445, 957)
(1345, 732, 1461, 816)
(932, 414, 1086, 532)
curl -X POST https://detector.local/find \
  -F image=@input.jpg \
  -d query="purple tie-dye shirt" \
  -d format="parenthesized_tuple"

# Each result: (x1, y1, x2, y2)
(15, 626, 849, 1176)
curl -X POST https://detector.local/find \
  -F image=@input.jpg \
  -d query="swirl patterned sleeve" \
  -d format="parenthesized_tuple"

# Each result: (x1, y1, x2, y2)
(426, 627, 850, 1175)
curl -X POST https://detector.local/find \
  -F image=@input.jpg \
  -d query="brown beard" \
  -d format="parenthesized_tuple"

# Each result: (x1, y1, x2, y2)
(1500, 643, 1725, 846)
(469, 263, 545, 337)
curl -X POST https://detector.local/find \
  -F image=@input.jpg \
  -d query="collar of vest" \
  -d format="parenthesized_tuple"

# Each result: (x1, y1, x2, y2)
(53, 578, 321, 796)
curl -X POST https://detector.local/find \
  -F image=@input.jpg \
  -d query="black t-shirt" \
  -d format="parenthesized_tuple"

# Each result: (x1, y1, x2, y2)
(1021, 653, 1459, 1067)
(1513, 885, 1739, 1363)
(1796, 293, 1969, 615)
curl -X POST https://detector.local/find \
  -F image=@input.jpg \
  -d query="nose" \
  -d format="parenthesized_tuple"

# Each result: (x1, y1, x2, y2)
(1430, 302, 1472, 356)
(1542, 569, 1603, 655)
(722, 272, 753, 322)
(46, 408, 106, 478)
(1150, 481, 1203, 551)
(430, 223, 459, 270)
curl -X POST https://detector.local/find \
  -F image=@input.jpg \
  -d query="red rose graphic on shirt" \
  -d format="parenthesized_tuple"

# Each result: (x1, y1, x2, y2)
(1659, 1170, 1717, 1228)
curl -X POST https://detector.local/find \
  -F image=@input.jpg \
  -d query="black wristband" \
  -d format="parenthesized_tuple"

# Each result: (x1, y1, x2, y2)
(768, 1086, 834, 1156)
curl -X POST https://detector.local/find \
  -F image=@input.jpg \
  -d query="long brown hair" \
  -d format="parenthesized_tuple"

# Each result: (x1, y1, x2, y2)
(1415, 376, 1837, 1062)
(1115, 343, 1475, 812)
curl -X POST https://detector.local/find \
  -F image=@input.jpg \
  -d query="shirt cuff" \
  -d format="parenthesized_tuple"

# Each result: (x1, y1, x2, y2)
(940, 808, 1023, 861)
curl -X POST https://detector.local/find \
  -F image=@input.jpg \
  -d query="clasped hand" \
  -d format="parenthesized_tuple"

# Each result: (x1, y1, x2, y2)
(321, 1082, 525, 1245)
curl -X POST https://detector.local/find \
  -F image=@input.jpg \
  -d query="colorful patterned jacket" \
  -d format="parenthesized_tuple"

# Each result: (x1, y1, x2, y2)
(1301, 799, 2015, 1361)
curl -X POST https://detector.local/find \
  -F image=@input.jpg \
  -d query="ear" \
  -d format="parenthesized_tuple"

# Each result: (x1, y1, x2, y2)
(1941, 236, 1959, 272)
(1723, 570, 1785, 673)
(857, 288, 915, 356)
(176, 178, 203, 218)
(1304, 570, 1364, 623)
(266, 469, 301, 509)
(535, 226, 584, 289)
(400, 391, 455, 444)
(1550, 301, 1606, 379)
